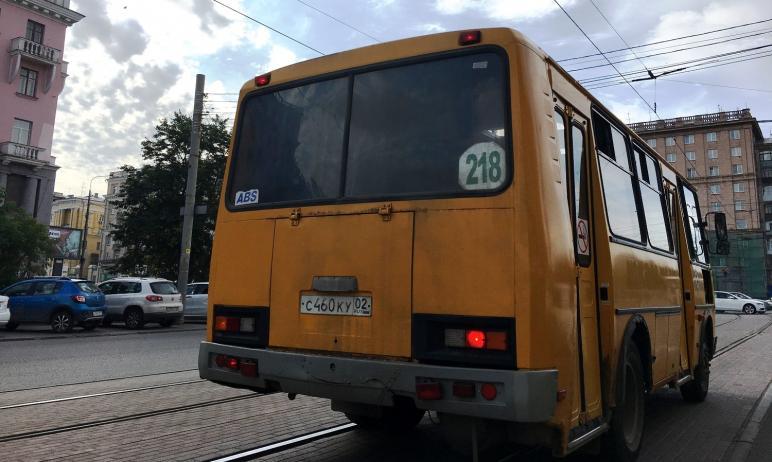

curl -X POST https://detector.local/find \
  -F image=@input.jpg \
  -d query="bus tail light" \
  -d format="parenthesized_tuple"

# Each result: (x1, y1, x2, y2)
(480, 383, 497, 401)
(452, 382, 476, 398)
(416, 381, 442, 400)
(214, 354, 239, 370)
(215, 316, 256, 333)
(444, 328, 508, 351)
(255, 73, 271, 86)
(459, 30, 481, 46)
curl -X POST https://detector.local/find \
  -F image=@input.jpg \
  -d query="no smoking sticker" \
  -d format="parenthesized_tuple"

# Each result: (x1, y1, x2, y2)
(577, 218, 590, 255)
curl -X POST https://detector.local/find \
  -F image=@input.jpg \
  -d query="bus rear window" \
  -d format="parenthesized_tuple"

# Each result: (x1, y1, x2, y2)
(228, 50, 510, 208)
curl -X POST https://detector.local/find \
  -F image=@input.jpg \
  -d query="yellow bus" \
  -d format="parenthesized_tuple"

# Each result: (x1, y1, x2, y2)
(198, 28, 729, 459)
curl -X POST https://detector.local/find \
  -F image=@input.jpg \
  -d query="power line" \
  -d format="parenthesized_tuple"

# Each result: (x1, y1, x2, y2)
(553, 0, 709, 181)
(556, 17, 772, 62)
(211, 0, 324, 55)
(588, 0, 651, 74)
(295, 0, 380, 43)
(659, 79, 772, 94)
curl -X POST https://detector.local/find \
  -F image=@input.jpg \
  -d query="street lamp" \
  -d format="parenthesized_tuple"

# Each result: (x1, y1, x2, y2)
(78, 175, 107, 279)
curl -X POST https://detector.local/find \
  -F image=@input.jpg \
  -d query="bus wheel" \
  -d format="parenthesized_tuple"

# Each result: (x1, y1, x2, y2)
(345, 399, 424, 433)
(604, 343, 645, 462)
(742, 304, 756, 315)
(681, 337, 710, 403)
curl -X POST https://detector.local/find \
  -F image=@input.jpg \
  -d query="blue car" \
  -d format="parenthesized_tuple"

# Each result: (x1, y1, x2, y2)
(1, 277, 105, 332)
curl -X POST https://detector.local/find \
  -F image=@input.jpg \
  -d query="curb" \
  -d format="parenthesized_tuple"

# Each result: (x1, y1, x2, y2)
(724, 379, 772, 462)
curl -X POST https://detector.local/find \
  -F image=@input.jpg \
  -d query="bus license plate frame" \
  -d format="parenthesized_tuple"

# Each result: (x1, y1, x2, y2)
(299, 295, 372, 317)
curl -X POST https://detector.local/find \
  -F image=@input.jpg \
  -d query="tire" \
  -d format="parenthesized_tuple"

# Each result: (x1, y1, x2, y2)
(681, 336, 710, 403)
(603, 343, 645, 462)
(124, 307, 145, 329)
(742, 304, 756, 315)
(5, 322, 19, 331)
(345, 400, 425, 434)
(159, 319, 174, 328)
(51, 310, 74, 333)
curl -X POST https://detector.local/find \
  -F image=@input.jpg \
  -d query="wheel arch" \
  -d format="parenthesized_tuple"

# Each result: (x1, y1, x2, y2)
(618, 314, 653, 398)
(50, 305, 74, 320)
(123, 305, 144, 316)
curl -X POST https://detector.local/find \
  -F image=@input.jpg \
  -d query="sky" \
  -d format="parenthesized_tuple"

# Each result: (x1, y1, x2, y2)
(54, 0, 772, 196)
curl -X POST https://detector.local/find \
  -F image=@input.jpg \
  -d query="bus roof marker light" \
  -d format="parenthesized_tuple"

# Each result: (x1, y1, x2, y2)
(255, 73, 271, 87)
(459, 30, 481, 46)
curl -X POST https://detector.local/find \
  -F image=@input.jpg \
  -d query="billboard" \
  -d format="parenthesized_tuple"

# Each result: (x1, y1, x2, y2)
(48, 227, 82, 259)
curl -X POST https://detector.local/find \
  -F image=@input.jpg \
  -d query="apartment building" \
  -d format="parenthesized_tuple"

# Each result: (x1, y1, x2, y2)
(757, 137, 772, 296)
(97, 170, 128, 281)
(630, 109, 767, 297)
(50, 193, 105, 279)
(0, 0, 83, 224)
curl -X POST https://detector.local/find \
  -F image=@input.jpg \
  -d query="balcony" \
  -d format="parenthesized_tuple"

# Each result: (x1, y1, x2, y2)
(0, 141, 47, 163)
(9, 37, 61, 64)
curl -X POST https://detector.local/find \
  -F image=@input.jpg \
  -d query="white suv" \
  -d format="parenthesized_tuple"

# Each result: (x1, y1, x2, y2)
(98, 278, 183, 328)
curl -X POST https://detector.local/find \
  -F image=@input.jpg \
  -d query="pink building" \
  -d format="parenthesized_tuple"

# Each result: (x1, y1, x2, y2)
(0, 0, 82, 225)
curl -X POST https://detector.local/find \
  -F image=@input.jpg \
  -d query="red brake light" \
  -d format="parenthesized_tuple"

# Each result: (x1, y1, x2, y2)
(71, 295, 86, 303)
(226, 357, 239, 370)
(416, 382, 443, 400)
(215, 354, 227, 367)
(452, 382, 476, 398)
(215, 316, 240, 332)
(255, 73, 271, 86)
(466, 330, 486, 349)
(459, 30, 481, 46)
(480, 383, 497, 401)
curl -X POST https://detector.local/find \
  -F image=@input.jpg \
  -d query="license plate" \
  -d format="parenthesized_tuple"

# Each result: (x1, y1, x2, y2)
(166, 306, 180, 312)
(92, 311, 103, 316)
(300, 295, 372, 317)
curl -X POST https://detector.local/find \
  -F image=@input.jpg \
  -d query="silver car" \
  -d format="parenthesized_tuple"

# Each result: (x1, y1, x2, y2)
(98, 278, 183, 328)
(185, 282, 208, 321)
(0, 295, 9, 328)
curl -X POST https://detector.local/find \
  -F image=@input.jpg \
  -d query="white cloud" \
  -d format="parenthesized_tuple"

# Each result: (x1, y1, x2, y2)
(434, 0, 576, 21)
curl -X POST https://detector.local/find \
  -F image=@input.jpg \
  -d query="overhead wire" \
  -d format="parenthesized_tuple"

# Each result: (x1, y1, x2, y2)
(294, 0, 380, 43)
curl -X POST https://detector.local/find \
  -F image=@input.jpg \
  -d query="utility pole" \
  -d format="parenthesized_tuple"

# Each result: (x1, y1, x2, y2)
(177, 74, 205, 317)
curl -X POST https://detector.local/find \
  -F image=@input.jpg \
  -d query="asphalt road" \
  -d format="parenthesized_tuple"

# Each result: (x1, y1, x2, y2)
(0, 325, 205, 392)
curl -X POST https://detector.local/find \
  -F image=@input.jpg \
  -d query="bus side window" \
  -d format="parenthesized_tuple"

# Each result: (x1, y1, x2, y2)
(554, 108, 568, 190)
(571, 124, 591, 266)
(592, 111, 643, 243)
(634, 148, 673, 252)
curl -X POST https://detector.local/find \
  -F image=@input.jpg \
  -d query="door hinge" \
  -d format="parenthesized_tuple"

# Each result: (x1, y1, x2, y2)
(378, 203, 393, 221)
(290, 208, 302, 226)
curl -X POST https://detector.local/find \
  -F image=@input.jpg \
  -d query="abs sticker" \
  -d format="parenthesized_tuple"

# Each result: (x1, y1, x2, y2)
(234, 189, 259, 206)
(458, 142, 506, 190)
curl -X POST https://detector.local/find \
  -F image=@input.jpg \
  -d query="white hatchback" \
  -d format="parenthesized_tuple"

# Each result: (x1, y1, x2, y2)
(714, 291, 766, 315)
(98, 278, 183, 328)
(0, 295, 9, 328)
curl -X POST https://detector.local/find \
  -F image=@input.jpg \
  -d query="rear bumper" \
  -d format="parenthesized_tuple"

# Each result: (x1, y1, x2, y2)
(198, 341, 558, 422)
(144, 312, 184, 323)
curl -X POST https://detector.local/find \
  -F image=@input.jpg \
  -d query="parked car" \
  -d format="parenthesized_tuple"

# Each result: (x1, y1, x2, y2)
(0, 277, 105, 332)
(98, 278, 183, 329)
(714, 291, 767, 314)
(0, 295, 9, 329)
(185, 282, 209, 321)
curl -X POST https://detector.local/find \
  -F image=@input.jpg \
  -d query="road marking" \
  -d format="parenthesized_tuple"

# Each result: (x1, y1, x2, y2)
(0, 380, 203, 409)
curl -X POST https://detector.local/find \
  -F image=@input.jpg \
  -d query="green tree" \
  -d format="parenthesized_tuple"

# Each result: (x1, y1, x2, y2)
(0, 189, 55, 288)
(111, 112, 230, 281)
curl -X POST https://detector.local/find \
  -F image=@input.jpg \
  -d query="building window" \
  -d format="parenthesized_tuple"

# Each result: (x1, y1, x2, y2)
(25, 20, 44, 44)
(11, 119, 32, 145)
(766, 203, 772, 214)
(686, 151, 696, 161)
(666, 153, 676, 163)
(736, 219, 748, 229)
(647, 139, 656, 148)
(684, 134, 694, 145)
(665, 137, 676, 146)
(735, 200, 745, 211)
(711, 202, 721, 212)
(708, 166, 719, 176)
(764, 186, 772, 202)
(768, 238, 772, 255)
(687, 167, 697, 178)
(706, 132, 717, 142)
(766, 221, 772, 232)
(734, 182, 745, 193)
(730, 129, 741, 140)
(18, 68, 37, 97)
(761, 151, 772, 161)
(707, 149, 718, 159)
(764, 169, 772, 178)
(732, 164, 744, 175)
(731, 147, 742, 157)
(710, 184, 721, 194)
